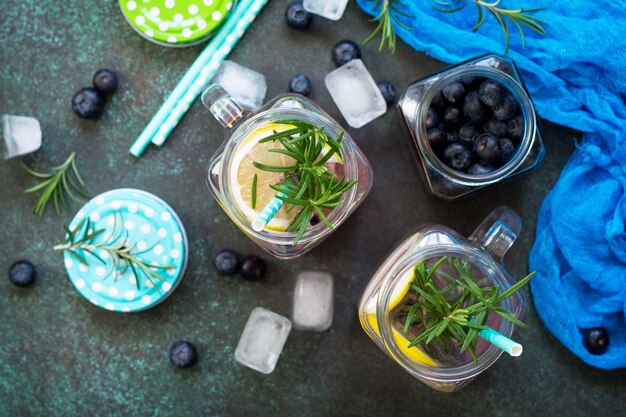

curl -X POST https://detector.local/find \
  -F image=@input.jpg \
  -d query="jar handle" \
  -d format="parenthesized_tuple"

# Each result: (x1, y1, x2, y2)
(201, 84, 244, 129)
(469, 206, 522, 262)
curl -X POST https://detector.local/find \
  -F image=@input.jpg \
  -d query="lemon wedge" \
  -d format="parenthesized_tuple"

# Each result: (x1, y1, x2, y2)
(364, 270, 436, 367)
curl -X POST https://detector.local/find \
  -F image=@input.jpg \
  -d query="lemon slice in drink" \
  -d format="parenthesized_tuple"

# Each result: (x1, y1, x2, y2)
(230, 123, 300, 232)
(365, 270, 436, 367)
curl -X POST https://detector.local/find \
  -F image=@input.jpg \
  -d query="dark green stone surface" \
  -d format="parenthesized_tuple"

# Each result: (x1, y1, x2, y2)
(1, 1, 625, 416)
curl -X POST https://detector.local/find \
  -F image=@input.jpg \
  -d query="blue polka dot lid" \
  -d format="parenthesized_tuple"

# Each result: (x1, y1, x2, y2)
(62, 189, 188, 312)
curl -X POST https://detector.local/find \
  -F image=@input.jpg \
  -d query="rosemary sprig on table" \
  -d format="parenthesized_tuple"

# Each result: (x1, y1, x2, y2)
(399, 256, 535, 363)
(22, 152, 90, 216)
(252, 119, 358, 245)
(53, 214, 174, 291)
(434, 0, 546, 53)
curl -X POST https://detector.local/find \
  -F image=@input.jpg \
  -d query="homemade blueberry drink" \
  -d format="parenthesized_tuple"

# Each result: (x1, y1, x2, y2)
(358, 207, 533, 391)
(399, 54, 544, 199)
(202, 84, 373, 259)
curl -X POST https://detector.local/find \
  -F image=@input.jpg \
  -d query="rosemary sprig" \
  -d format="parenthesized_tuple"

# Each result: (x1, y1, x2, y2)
(363, 0, 413, 52)
(22, 152, 90, 216)
(400, 256, 535, 364)
(433, 0, 546, 53)
(53, 214, 174, 291)
(252, 173, 258, 210)
(252, 119, 358, 245)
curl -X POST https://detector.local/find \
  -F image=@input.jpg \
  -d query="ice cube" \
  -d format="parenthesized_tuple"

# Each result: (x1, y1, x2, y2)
(211, 60, 267, 111)
(2, 115, 42, 159)
(325, 59, 387, 128)
(234, 307, 292, 374)
(303, 0, 349, 21)
(292, 271, 334, 331)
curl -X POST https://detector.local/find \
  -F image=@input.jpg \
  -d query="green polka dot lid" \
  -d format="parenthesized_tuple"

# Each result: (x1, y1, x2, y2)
(119, 0, 235, 47)
(63, 189, 188, 312)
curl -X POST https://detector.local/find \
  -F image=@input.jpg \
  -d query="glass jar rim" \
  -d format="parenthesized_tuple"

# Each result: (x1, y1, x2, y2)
(416, 66, 538, 186)
(218, 107, 360, 246)
(377, 244, 519, 382)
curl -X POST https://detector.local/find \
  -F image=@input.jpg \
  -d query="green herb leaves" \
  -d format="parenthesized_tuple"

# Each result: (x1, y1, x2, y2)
(364, 0, 412, 52)
(53, 214, 174, 291)
(22, 152, 90, 216)
(252, 119, 357, 244)
(401, 256, 535, 364)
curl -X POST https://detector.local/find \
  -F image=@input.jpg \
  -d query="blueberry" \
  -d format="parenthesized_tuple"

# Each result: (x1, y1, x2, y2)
(442, 142, 473, 171)
(71, 87, 104, 119)
(458, 124, 479, 145)
(484, 119, 508, 137)
(459, 76, 479, 88)
(331, 40, 361, 67)
(479, 79, 505, 106)
(240, 255, 266, 281)
(93, 69, 118, 95)
(446, 132, 458, 143)
(582, 328, 609, 355)
(441, 82, 465, 104)
(492, 95, 518, 121)
(213, 249, 240, 275)
(463, 91, 488, 125)
(425, 107, 439, 130)
(500, 138, 516, 163)
(310, 214, 320, 226)
(468, 163, 495, 175)
(430, 90, 445, 108)
(474, 133, 501, 164)
(508, 115, 525, 141)
(169, 341, 198, 368)
(285, 2, 313, 30)
(377, 81, 397, 105)
(443, 107, 461, 128)
(8, 260, 36, 287)
(427, 127, 447, 150)
(288, 74, 312, 96)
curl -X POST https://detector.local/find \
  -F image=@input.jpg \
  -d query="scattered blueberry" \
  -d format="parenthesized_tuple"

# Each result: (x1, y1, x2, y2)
(213, 249, 240, 275)
(442, 81, 465, 104)
(377, 81, 397, 105)
(427, 127, 447, 150)
(288, 74, 312, 96)
(458, 124, 479, 144)
(508, 115, 524, 141)
(479, 79, 505, 106)
(500, 138, 516, 162)
(492, 95, 518, 121)
(93, 69, 118, 95)
(582, 328, 609, 355)
(8, 260, 36, 287)
(285, 1, 313, 30)
(484, 119, 508, 137)
(425, 107, 439, 129)
(240, 255, 266, 281)
(71, 87, 104, 119)
(443, 142, 473, 171)
(443, 107, 462, 128)
(331, 40, 361, 67)
(169, 341, 198, 368)
(463, 91, 488, 125)
(430, 90, 445, 108)
(468, 163, 495, 175)
(474, 133, 501, 164)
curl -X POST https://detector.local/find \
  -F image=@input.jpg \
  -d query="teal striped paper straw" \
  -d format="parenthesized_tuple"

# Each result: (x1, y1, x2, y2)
(151, 0, 268, 147)
(252, 193, 286, 232)
(129, 0, 268, 156)
(478, 326, 523, 357)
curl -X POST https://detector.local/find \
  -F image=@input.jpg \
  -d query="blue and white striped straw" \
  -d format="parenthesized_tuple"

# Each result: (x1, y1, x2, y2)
(151, 0, 267, 147)
(252, 193, 286, 232)
(478, 326, 523, 357)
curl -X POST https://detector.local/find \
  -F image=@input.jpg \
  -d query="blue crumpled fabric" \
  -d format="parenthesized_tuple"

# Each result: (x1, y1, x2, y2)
(356, 0, 626, 369)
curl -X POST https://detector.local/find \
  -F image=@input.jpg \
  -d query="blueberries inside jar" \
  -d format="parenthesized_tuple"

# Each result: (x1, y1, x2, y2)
(424, 76, 524, 176)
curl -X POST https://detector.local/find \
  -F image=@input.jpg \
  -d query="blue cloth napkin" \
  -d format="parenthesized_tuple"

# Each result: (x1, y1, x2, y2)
(356, 0, 626, 369)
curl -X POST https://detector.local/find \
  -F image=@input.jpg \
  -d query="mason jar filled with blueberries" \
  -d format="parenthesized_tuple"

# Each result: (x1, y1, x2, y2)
(398, 54, 545, 200)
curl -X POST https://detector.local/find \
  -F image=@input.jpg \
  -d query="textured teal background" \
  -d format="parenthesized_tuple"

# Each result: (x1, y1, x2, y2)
(1, 1, 625, 416)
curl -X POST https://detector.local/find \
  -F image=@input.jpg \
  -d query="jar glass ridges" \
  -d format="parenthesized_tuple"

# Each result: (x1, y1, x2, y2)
(203, 85, 373, 259)
(357, 207, 527, 392)
(398, 54, 545, 200)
